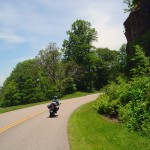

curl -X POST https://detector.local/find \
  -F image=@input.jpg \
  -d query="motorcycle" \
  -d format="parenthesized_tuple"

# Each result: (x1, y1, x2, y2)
(47, 102, 60, 117)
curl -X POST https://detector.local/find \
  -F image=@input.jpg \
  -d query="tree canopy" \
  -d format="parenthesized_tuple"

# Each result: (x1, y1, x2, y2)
(62, 19, 98, 65)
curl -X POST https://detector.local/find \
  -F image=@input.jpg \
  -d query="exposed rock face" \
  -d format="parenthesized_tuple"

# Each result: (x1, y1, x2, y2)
(124, 0, 150, 56)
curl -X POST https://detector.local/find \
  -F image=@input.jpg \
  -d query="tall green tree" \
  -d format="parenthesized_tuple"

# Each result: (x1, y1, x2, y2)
(131, 45, 150, 77)
(62, 19, 98, 91)
(62, 20, 97, 65)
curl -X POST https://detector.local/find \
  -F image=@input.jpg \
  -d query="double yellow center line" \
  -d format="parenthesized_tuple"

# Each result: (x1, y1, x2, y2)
(0, 109, 47, 134)
(0, 97, 92, 134)
(0, 102, 68, 134)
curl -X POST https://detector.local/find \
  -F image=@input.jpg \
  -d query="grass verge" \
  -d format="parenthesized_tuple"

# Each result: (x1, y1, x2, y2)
(68, 101, 150, 150)
(0, 91, 95, 114)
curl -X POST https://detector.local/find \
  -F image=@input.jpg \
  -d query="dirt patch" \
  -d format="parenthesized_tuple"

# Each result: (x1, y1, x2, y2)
(101, 115, 121, 124)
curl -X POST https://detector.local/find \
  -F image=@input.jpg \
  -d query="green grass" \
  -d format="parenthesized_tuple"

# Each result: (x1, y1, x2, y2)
(68, 101, 150, 150)
(0, 91, 95, 114)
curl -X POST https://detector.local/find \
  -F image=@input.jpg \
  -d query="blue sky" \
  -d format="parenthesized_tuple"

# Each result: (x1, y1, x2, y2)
(0, 0, 129, 86)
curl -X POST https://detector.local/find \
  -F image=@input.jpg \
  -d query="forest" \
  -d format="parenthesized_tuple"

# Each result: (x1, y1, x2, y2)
(0, 0, 149, 135)
(0, 19, 122, 107)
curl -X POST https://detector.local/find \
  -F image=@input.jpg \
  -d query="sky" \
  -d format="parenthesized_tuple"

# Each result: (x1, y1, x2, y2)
(0, 0, 129, 86)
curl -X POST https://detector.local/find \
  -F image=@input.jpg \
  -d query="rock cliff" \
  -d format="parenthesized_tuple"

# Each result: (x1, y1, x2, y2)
(124, 0, 150, 56)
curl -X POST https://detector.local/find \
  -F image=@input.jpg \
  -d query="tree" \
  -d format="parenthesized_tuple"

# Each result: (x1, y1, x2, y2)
(95, 48, 120, 88)
(62, 20, 97, 65)
(1, 59, 52, 107)
(119, 44, 128, 74)
(131, 45, 150, 77)
(62, 19, 98, 91)
(37, 42, 61, 84)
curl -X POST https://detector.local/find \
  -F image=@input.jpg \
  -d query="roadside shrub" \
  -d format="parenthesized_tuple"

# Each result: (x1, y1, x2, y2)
(94, 45, 150, 135)
(119, 77, 150, 135)
(94, 94, 120, 118)
(94, 94, 110, 115)
(95, 76, 150, 135)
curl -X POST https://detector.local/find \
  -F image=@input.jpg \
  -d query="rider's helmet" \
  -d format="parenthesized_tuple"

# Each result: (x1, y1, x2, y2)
(54, 96, 57, 99)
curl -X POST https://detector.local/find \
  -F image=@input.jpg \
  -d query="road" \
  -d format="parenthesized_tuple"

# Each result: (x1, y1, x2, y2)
(0, 93, 99, 150)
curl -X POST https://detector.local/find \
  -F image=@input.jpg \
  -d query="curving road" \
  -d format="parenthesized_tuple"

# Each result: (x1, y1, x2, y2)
(0, 93, 99, 150)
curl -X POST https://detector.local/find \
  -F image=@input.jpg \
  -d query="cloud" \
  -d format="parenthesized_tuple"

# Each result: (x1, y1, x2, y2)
(0, 32, 25, 43)
(71, 0, 128, 50)
(0, 0, 128, 50)
(0, 0, 129, 86)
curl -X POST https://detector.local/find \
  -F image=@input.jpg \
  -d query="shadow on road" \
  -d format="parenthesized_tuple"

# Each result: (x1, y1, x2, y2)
(46, 115, 58, 118)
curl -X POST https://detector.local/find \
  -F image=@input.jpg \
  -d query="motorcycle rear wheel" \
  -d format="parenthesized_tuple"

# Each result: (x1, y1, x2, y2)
(50, 112, 54, 118)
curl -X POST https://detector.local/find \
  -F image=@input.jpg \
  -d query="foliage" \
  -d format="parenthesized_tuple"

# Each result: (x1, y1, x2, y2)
(95, 48, 120, 88)
(62, 19, 98, 91)
(0, 19, 120, 114)
(130, 45, 150, 77)
(95, 76, 150, 135)
(119, 44, 128, 74)
(0, 20, 125, 109)
(0, 59, 54, 107)
(62, 19, 97, 64)
(119, 77, 150, 134)
(124, 0, 141, 12)
(0, 91, 92, 114)
(94, 45, 150, 135)
(94, 77, 129, 118)
(61, 60, 83, 91)
(93, 94, 119, 117)
(59, 77, 77, 95)
(37, 42, 61, 84)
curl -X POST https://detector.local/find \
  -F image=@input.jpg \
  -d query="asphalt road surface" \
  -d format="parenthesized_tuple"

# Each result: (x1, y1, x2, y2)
(0, 93, 99, 150)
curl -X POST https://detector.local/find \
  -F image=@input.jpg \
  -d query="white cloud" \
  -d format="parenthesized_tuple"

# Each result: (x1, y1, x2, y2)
(0, 0, 128, 50)
(0, 0, 129, 86)
(0, 32, 25, 43)
(94, 27, 127, 50)
(71, 0, 128, 50)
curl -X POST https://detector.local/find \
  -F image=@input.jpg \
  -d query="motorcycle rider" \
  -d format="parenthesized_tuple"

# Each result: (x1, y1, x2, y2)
(52, 96, 60, 112)
(52, 96, 59, 105)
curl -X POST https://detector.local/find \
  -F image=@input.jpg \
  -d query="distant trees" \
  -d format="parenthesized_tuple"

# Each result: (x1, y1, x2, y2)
(0, 19, 123, 107)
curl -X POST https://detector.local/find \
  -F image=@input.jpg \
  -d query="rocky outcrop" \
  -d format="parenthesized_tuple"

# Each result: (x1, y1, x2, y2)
(124, 0, 150, 56)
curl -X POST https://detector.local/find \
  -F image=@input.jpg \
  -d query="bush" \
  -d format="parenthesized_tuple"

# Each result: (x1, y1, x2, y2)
(94, 94, 120, 118)
(94, 76, 150, 135)
(119, 77, 150, 135)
